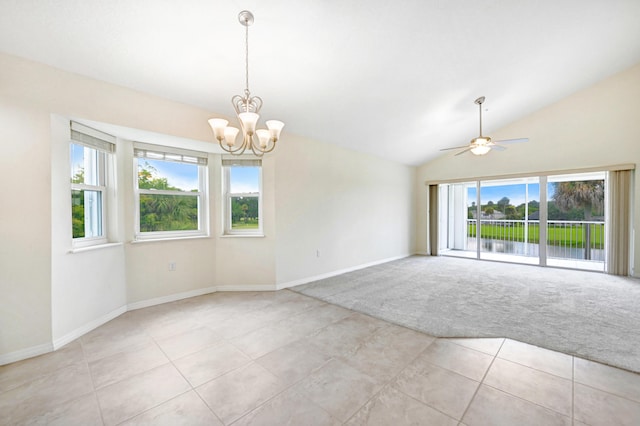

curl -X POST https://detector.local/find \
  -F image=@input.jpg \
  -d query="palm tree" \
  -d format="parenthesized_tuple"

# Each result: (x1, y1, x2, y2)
(552, 180, 604, 259)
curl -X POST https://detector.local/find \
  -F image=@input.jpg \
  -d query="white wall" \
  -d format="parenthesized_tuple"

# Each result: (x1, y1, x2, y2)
(273, 135, 417, 286)
(0, 102, 53, 359)
(50, 115, 127, 347)
(0, 52, 416, 363)
(416, 62, 640, 276)
(214, 154, 278, 290)
(0, 52, 223, 362)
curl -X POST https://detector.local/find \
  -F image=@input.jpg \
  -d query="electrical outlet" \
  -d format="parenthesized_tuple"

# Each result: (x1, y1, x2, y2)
(169, 262, 176, 271)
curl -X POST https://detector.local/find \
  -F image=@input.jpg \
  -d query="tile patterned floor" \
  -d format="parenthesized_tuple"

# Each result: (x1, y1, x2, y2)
(1, 290, 639, 425)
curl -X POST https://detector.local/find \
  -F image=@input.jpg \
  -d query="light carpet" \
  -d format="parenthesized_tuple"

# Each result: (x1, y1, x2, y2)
(292, 255, 640, 373)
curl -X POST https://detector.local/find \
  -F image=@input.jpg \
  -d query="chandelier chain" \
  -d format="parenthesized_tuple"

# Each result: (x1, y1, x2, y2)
(208, 10, 284, 157)
(244, 20, 250, 97)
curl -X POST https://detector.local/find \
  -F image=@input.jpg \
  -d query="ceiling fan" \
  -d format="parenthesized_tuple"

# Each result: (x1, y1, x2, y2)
(441, 96, 529, 156)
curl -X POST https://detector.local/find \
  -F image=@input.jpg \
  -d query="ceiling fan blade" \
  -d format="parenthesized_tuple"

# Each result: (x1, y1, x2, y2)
(494, 137, 529, 144)
(454, 147, 472, 156)
(440, 145, 471, 151)
(491, 144, 507, 151)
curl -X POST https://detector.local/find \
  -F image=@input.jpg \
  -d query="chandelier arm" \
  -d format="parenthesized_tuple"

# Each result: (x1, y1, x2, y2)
(219, 143, 242, 154)
(219, 138, 248, 155)
(258, 140, 278, 154)
(250, 134, 268, 157)
(249, 143, 265, 158)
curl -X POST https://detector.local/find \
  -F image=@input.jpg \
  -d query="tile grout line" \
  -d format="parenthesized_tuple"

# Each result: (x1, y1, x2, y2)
(458, 338, 506, 422)
(475, 341, 575, 420)
(574, 381, 640, 405)
(493, 354, 574, 381)
(248, 312, 432, 425)
(342, 336, 458, 424)
(240, 318, 384, 425)
(229, 357, 337, 425)
(82, 342, 107, 426)
(480, 382, 573, 421)
(91, 323, 193, 425)
(169, 313, 338, 426)
(116, 321, 225, 425)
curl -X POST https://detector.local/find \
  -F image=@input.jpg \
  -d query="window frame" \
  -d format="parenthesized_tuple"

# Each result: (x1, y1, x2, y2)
(133, 144, 209, 241)
(70, 122, 115, 249)
(222, 158, 263, 236)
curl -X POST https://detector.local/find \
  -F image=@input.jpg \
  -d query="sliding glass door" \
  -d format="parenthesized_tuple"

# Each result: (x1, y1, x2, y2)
(438, 172, 606, 272)
(477, 178, 540, 265)
(437, 182, 476, 258)
(546, 173, 605, 271)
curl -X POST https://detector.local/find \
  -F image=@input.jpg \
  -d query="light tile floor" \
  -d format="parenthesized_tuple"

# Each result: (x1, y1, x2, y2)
(1, 290, 640, 425)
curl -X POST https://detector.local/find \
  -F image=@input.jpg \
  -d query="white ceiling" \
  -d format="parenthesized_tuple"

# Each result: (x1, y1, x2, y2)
(1, 0, 639, 165)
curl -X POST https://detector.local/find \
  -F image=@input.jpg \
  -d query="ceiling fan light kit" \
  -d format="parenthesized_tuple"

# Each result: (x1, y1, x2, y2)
(208, 11, 284, 157)
(441, 96, 529, 157)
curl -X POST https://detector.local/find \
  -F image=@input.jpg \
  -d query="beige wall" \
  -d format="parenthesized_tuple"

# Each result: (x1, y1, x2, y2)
(0, 101, 53, 358)
(0, 52, 416, 362)
(273, 135, 416, 285)
(416, 63, 640, 276)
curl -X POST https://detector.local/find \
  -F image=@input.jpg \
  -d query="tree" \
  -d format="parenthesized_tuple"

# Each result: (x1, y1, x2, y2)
(231, 197, 259, 228)
(497, 197, 510, 213)
(71, 168, 86, 237)
(138, 163, 170, 190)
(71, 167, 84, 184)
(137, 162, 198, 232)
(552, 181, 604, 221)
(552, 180, 604, 259)
(241, 203, 249, 222)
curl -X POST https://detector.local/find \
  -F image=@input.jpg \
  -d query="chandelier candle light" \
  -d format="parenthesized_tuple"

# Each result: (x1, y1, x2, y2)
(209, 10, 284, 156)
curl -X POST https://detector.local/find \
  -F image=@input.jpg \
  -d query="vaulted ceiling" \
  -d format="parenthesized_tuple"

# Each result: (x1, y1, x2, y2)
(1, 0, 639, 165)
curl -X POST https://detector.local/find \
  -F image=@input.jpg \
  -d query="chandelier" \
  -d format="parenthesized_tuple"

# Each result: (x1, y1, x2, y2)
(209, 10, 284, 157)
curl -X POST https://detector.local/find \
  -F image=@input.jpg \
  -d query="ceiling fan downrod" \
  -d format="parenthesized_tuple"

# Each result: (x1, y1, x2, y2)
(475, 96, 485, 137)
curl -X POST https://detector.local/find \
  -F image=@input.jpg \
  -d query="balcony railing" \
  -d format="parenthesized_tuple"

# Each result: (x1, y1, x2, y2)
(466, 219, 605, 261)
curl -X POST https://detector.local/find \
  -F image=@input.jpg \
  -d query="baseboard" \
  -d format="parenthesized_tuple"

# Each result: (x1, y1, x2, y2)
(276, 254, 411, 290)
(0, 342, 54, 366)
(216, 284, 278, 292)
(52, 305, 127, 350)
(127, 286, 217, 311)
(3, 255, 417, 364)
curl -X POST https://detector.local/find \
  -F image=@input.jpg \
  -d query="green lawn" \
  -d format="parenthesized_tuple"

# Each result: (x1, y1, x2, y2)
(232, 219, 259, 230)
(468, 223, 604, 248)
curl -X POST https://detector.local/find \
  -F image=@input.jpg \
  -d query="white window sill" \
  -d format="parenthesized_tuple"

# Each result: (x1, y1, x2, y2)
(221, 233, 265, 238)
(131, 235, 210, 244)
(69, 242, 123, 254)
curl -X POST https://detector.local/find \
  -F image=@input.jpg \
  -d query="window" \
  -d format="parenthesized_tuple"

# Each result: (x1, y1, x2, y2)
(70, 122, 115, 247)
(435, 171, 608, 272)
(223, 158, 262, 235)
(134, 144, 208, 240)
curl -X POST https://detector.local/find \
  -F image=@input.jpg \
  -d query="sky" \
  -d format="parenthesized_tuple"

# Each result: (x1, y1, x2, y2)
(72, 145, 259, 192)
(145, 159, 259, 192)
(229, 167, 259, 193)
(143, 159, 198, 191)
(468, 183, 542, 207)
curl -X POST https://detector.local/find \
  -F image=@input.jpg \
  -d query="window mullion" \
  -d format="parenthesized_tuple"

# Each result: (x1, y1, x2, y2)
(72, 183, 106, 191)
(138, 189, 201, 197)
